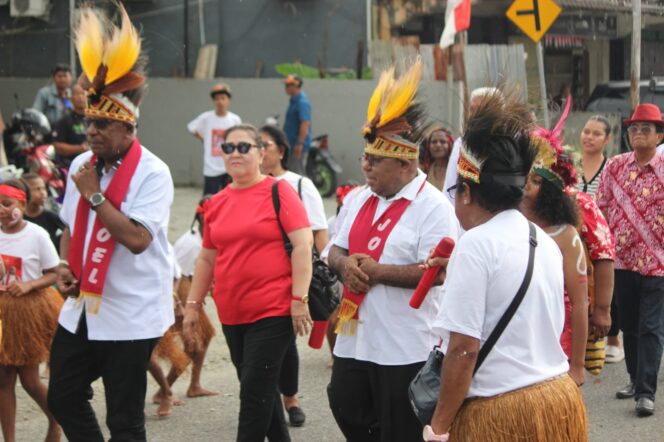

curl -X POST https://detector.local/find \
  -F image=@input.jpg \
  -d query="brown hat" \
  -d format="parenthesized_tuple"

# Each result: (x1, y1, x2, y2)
(210, 83, 232, 99)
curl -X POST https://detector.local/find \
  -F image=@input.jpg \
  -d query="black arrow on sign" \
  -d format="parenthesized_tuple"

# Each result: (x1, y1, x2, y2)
(516, 0, 541, 31)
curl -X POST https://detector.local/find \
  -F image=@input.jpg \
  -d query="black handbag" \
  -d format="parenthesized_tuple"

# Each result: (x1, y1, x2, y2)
(408, 222, 538, 425)
(271, 180, 340, 321)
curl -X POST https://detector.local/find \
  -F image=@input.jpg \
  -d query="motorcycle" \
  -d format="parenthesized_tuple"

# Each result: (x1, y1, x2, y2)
(2, 108, 65, 209)
(265, 115, 342, 197)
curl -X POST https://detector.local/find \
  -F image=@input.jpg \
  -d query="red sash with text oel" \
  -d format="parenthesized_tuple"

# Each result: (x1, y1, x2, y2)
(68, 139, 142, 314)
(336, 183, 423, 335)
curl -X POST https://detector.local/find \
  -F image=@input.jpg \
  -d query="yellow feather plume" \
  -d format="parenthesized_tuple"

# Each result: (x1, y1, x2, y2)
(74, 8, 104, 84)
(366, 66, 395, 122)
(103, 4, 141, 85)
(378, 59, 422, 127)
(532, 136, 557, 170)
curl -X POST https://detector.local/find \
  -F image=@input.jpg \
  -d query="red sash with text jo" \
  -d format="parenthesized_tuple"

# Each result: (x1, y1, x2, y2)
(335, 187, 420, 335)
(68, 139, 142, 314)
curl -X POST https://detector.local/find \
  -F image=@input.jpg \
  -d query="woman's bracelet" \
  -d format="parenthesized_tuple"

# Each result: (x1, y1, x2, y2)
(186, 300, 204, 308)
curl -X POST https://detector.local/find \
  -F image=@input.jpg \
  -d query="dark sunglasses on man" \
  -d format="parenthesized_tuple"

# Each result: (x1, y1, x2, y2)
(221, 142, 260, 155)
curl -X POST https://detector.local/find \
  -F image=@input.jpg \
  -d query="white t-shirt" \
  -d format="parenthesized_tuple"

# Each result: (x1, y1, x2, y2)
(58, 146, 175, 341)
(173, 228, 202, 277)
(434, 210, 569, 397)
(276, 171, 327, 230)
(187, 110, 242, 177)
(333, 173, 459, 365)
(0, 222, 59, 287)
(657, 144, 663, 155)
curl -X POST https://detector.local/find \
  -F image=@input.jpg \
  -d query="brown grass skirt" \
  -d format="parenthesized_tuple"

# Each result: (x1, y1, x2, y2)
(449, 375, 588, 442)
(0, 287, 63, 366)
(173, 277, 215, 353)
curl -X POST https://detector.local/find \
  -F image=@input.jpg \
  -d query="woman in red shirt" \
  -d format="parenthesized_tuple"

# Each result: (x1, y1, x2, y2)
(183, 124, 313, 441)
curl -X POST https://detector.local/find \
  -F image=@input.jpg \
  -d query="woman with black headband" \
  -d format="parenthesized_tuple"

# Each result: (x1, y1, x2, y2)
(423, 90, 587, 441)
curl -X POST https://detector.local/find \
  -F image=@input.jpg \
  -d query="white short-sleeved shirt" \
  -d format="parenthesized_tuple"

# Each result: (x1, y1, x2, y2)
(333, 172, 459, 365)
(58, 146, 175, 341)
(434, 210, 569, 397)
(0, 222, 59, 287)
(321, 185, 365, 261)
(276, 171, 328, 231)
(187, 110, 242, 177)
(173, 228, 202, 277)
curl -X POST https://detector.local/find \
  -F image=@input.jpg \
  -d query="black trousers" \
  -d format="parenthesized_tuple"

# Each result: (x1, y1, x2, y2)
(203, 173, 232, 196)
(615, 270, 664, 401)
(223, 316, 293, 442)
(608, 288, 621, 337)
(279, 337, 299, 397)
(327, 356, 424, 442)
(47, 315, 158, 442)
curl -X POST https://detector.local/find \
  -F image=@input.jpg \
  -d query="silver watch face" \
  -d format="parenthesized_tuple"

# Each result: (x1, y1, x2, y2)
(90, 193, 105, 206)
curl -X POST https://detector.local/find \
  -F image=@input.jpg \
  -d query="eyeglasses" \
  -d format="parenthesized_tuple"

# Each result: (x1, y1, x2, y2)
(83, 118, 114, 130)
(359, 154, 385, 167)
(221, 142, 259, 154)
(446, 184, 458, 200)
(627, 124, 655, 135)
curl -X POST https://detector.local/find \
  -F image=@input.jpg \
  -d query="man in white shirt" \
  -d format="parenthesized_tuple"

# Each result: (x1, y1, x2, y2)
(327, 60, 459, 441)
(187, 83, 242, 195)
(47, 9, 174, 441)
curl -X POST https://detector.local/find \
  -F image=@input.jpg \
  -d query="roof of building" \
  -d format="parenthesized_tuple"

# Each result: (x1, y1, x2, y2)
(557, 0, 664, 14)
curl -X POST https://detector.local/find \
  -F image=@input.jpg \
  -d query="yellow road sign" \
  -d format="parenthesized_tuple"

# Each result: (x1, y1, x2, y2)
(506, 0, 562, 43)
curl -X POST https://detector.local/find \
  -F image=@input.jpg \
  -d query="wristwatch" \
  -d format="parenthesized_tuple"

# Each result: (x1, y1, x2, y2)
(422, 425, 449, 442)
(89, 192, 106, 209)
(292, 294, 309, 304)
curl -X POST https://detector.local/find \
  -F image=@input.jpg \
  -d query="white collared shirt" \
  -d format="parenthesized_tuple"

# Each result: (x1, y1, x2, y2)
(276, 171, 328, 230)
(58, 146, 175, 340)
(333, 172, 459, 365)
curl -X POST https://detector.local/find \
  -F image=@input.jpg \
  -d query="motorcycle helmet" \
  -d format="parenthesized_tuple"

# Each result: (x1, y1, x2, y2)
(11, 108, 51, 138)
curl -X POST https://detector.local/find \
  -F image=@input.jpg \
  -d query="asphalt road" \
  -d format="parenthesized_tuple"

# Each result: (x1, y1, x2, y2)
(13, 187, 664, 441)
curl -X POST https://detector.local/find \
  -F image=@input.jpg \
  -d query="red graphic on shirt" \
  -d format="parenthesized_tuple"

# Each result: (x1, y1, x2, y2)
(211, 129, 225, 157)
(0, 254, 22, 290)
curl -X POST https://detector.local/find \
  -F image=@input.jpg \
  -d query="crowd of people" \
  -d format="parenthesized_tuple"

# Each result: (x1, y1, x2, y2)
(0, 4, 662, 442)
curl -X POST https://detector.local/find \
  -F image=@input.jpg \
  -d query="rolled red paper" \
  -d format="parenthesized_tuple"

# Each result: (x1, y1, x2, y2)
(308, 320, 328, 349)
(409, 237, 455, 309)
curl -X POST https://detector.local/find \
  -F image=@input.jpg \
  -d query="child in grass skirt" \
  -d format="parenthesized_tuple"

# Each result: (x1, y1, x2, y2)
(0, 179, 62, 442)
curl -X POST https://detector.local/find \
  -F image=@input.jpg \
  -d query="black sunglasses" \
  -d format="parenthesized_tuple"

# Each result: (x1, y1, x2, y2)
(83, 118, 114, 130)
(221, 142, 259, 155)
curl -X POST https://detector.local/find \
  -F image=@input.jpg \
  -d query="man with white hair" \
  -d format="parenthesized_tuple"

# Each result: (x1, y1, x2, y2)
(443, 87, 501, 203)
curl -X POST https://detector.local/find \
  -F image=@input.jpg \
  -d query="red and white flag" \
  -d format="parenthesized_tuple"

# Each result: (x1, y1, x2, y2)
(439, 0, 472, 48)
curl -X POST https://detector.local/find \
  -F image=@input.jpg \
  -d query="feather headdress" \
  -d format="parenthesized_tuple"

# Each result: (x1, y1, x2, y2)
(362, 59, 432, 160)
(531, 98, 579, 189)
(74, 3, 146, 124)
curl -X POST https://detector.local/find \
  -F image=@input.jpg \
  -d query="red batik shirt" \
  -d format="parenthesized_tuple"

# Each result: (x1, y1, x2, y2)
(574, 190, 616, 262)
(596, 152, 663, 276)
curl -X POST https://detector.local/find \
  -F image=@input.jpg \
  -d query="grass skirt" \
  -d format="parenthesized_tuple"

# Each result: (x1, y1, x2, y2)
(449, 375, 587, 442)
(0, 287, 63, 366)
(173, 277, 215, 353)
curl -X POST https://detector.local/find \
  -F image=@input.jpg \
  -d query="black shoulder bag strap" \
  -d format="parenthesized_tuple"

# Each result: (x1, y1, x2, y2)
(272, 180, 293, 257)
(297, 177, 303, 200)
(473, 221, 538, 374)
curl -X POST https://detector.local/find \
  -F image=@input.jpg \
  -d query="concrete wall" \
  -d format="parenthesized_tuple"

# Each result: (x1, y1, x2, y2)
(0, 78, 465, 186)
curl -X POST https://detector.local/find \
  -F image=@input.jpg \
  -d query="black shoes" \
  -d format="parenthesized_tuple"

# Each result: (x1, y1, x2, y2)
(636, 397, 655, 417)
(287, 406, 306, 427)
(616, 383, 636, 399)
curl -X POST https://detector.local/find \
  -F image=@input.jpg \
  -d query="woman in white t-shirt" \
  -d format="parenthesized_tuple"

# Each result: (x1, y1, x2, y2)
(0, 179, 62, 442)
(259, 124, 328, 427)
(423, 92, 587, 441)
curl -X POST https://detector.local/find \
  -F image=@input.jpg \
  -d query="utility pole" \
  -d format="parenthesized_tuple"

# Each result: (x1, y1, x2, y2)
(536, 41, 550, 128)
(630, 0, 641, 110)
(184, 0, 189, 77)
(69, 0, 77, 78)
